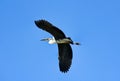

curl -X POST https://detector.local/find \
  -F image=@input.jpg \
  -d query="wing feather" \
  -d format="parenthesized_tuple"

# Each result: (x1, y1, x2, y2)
(34, 20, 66, 40)
(34, 19, 73, 73)
(58, 44, 73, 72)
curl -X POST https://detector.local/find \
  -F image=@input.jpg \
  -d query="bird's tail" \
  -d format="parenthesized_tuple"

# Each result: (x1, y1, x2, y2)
(73, 42, 80, 45)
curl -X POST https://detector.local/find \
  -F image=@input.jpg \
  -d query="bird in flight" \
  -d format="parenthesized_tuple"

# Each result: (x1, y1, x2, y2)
(34, 19, 80, 73)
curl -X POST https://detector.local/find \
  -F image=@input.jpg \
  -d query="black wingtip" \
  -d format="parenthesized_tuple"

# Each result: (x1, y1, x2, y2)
(34, 19, 48, 24)
(34, 20, 37, 25)
(34, 19, 53, 28)
(59, 59, 72, 73)
(34, 20, 39, 27)
(34, 20, 44, 27)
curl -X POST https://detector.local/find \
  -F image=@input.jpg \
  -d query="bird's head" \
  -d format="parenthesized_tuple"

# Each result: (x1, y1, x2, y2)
(40, 37, 56, 44)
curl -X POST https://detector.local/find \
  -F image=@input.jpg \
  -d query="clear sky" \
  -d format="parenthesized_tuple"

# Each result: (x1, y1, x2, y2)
(0, 0, 120, 81)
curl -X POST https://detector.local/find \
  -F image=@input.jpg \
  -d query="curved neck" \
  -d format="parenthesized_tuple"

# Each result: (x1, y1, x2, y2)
(48, 37, 56, 44)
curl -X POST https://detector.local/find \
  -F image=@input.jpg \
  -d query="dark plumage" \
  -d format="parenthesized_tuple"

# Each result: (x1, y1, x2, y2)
(34, 20, 73, 73)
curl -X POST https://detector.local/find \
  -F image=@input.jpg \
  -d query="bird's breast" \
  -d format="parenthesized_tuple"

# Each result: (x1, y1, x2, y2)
(56, 38, 72, 44)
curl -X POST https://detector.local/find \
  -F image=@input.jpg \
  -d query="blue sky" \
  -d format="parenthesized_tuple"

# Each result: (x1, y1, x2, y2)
(0, 0, 120, 81)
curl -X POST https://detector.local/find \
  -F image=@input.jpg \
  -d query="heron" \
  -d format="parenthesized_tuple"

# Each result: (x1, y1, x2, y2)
(34, 19, 80, 73)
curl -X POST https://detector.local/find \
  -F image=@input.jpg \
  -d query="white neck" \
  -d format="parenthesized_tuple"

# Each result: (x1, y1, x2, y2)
(48, 37, 56, 44)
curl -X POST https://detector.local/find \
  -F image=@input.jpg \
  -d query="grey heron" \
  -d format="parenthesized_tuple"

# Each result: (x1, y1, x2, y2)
(34, 19, 80, 73)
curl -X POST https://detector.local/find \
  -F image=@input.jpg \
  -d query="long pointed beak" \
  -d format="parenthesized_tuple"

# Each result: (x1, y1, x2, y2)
(40, 38, 49, 41)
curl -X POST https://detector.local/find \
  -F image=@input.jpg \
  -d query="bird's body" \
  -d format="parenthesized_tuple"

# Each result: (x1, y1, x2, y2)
(41, 37, 74, 44)
(34, 19, 79, 73)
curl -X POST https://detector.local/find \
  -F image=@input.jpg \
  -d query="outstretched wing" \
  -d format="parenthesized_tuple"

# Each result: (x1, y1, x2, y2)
(34, 20, 66, 40)
(58, 44, 73, 72)
(34, 19, 73, 73)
